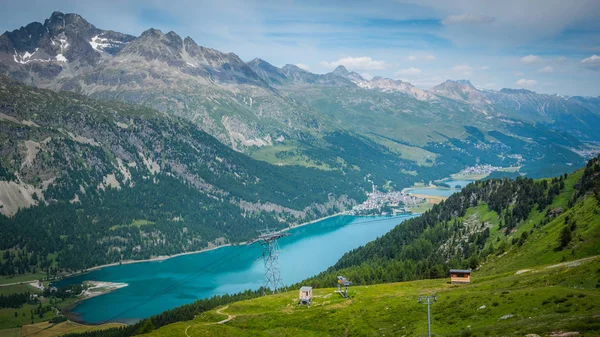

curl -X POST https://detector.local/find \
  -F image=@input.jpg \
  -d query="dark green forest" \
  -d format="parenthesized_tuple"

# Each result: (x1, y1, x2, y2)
(299, 157, 597, 287)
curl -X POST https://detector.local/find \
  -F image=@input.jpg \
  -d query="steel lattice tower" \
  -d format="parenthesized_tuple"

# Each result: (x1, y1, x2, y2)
(247, 228, 290, 294)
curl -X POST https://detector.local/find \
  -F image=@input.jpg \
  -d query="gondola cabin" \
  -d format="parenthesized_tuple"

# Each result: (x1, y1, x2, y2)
(449, 269, 472, 284)
(299, 286, 313, 305)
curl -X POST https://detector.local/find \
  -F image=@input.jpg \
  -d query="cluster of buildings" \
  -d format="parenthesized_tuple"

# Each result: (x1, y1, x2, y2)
(572, 147, 600, 160)
(350, 190, 425, 215)
(457, 164, 502, 176)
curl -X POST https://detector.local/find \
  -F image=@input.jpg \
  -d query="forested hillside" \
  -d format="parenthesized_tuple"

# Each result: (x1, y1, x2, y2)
(0, 76, 367, 277)
(302, 154, 600, 286)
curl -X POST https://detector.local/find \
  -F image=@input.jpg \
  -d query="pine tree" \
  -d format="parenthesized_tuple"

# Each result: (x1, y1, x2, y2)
(559, 225, 572, 249)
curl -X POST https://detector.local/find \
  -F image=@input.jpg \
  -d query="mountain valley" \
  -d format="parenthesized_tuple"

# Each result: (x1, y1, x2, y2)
(0, 5, 600, 337)
(1, 11, 599, 280)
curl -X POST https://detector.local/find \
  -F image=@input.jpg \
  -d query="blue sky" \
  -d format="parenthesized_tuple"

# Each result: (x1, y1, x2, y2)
(2, 0, 600, 96)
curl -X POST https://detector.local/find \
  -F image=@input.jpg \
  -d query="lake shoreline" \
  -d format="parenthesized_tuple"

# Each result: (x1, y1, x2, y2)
(64, 281, 130, 325)
(59, 212, 410, 325)
(72, 211, 351, 277)
(283, 211, 349, 232)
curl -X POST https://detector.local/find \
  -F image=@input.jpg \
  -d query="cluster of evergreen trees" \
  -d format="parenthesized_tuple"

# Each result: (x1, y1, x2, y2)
(0, 292, 32, 308)
(573, 155, 600, 202)
(0, 249, 44, 276)
(300, 173, 572, 288)
(43, 284, 84, 299)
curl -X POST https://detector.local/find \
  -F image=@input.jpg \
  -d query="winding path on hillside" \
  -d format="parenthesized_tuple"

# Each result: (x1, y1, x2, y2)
(185, 306, 236, 337)
(212, 306, 235, 324)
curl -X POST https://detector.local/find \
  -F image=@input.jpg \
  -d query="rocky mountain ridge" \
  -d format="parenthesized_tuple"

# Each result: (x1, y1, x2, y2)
(0, 11, 598, 196)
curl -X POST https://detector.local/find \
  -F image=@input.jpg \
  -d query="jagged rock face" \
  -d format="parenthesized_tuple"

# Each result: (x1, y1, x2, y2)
(121, 28, 183, 62)
(428, 80, 600, 132)
(281, 64, 322, 83)
(0, 12, 262, 87)
(0, 12, 322, 150)
(323, 65, 436, 101)
(0, 12, 108, 81)
(247, 58, 289, 85)
(430, 80, 491, 105)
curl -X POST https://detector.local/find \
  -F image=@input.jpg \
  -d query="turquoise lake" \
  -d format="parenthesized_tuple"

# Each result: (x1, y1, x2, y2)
(57, 214, 415, 324)
(405, 180, 474, 197)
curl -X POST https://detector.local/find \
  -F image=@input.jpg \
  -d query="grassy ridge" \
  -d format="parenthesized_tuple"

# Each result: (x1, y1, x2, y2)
(141, 256, 600, 337)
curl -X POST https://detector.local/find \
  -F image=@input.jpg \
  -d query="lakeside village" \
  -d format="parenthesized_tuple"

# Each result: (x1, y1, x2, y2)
(349, 189, 426, 216)
(349, 163, 511, 216)
(454, 164, 502, 177)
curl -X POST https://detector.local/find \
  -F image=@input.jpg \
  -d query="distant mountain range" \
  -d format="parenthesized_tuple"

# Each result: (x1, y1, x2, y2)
(1, 12, 599, 148)
(1, 11, 599, 214)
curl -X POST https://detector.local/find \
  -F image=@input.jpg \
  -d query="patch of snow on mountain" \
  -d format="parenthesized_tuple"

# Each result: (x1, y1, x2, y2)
(89, 35, 125, 52)
(89, 35, 103, 51)
(13, 49, 36, 64)
(13, 48, 52, 64)
(59, 38, 69, 51)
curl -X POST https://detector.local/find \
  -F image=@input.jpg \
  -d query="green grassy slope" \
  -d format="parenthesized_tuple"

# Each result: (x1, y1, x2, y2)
(137, 157, 600, 337)
(142, 256, 600, 337)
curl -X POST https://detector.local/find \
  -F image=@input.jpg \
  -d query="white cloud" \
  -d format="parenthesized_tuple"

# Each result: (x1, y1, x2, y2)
(538, 66, 554, 73)
(451, 64, 473, 77)
(513, 71, 524, 77)
(581, 55, 600, 71)
(361, 73, 373, 80)
(395, 67, 422, 77)
(557, 56, 567, 62)
(516, 78, 537, 86)
(442, 13, 495, 25)
(295, 63, 310, 71)
(479, 66, 490, 70)
(320, 56, 386, 71)
(521, 54, 541, 64)
(407, 55, 436, 61)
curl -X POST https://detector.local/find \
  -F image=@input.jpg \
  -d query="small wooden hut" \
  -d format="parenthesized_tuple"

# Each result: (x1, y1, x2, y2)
(299, 286, 313, 305)
(449, 269, 472, 284)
